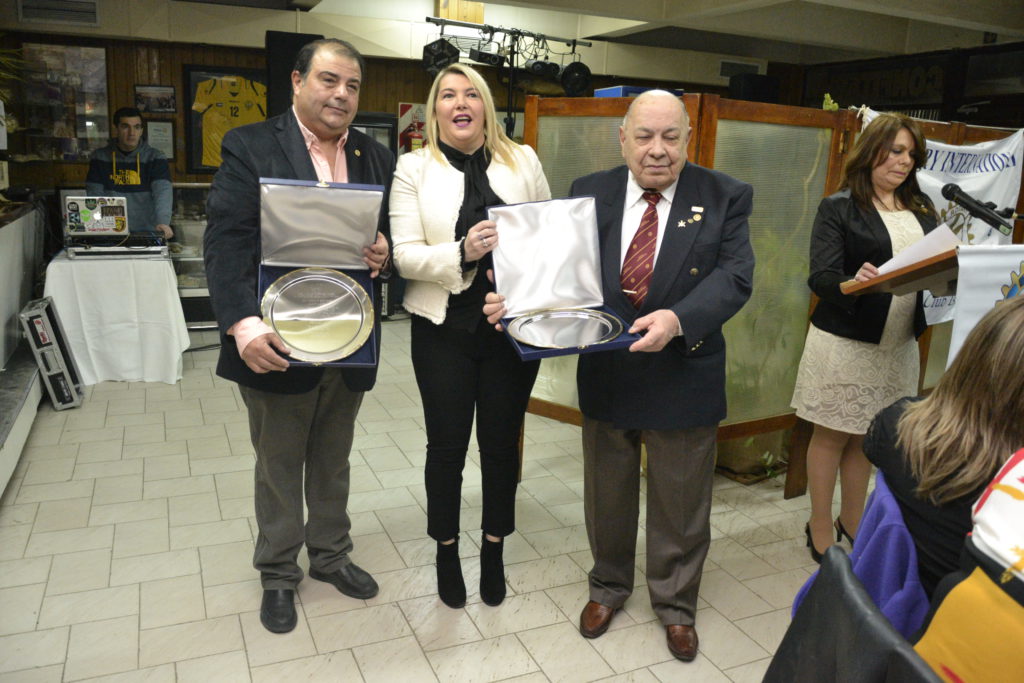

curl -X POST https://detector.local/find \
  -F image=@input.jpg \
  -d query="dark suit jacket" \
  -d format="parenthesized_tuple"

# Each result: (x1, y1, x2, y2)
(808, 190, 938, 344)
(571, 163, 755, 431)
(204, 111, 395, 394)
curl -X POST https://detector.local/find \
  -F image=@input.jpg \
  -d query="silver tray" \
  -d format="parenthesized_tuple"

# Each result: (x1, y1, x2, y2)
(261, 267, 373, 363)
(507, 308, 623, 349)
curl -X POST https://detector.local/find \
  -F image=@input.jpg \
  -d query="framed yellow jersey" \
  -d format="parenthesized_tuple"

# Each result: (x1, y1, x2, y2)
(185, 65, 267, 174)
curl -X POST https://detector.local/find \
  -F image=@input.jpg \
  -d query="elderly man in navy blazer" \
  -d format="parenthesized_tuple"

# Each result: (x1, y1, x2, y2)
(490, 89, 754, 660)
(204, 38, 393, 634)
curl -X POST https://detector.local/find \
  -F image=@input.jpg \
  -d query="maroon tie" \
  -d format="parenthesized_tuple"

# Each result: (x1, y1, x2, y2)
(620, 191, 661, 308)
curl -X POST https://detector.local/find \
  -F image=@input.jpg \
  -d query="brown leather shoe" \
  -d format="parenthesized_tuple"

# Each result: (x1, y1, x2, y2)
(579, 600, 617, 638)
(666, 624, 698, 661)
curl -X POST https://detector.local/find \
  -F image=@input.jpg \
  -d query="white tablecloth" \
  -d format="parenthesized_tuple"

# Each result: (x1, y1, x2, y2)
(43, 252, 190, 385)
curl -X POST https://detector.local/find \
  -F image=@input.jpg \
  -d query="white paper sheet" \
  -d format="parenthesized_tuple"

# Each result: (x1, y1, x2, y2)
(878, 222, 959, 274)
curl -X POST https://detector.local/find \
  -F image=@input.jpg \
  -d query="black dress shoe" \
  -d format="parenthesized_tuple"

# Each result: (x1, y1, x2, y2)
(260, 589, 297, 634)
(309, 563, 379, 599)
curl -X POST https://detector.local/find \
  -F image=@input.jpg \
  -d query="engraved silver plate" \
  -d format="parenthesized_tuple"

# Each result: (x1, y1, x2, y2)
(507, 308, 623, 349)
(261, 267, 373, 363)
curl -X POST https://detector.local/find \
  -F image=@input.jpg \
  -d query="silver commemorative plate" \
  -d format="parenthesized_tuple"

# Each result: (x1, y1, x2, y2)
(507, 308, 623, 349)
(261, 267, 373, 363)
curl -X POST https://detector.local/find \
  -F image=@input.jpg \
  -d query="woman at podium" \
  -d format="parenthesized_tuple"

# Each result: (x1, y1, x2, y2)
(790, 112, 937, 562)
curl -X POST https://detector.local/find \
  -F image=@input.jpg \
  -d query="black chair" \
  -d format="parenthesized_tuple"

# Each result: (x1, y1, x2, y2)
(764, 546, 941, 682)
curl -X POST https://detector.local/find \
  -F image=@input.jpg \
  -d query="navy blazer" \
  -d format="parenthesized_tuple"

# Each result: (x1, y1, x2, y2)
(808, 190, 938, 344)
(572, 163, 755, 431)
(204, 111, 395, 394)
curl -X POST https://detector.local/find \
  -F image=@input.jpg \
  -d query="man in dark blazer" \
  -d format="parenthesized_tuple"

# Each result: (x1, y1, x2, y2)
(204, 38, 394, 634)
(568, 91, 755, 661)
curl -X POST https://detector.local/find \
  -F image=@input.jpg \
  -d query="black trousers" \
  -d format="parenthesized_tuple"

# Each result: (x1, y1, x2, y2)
(411, 315, 540, 541)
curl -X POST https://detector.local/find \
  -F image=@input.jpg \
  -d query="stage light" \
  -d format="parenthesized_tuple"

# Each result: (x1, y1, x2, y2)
(422, 38, 460, 76)
(560, 61, 591, 97)
(468, 47, 505, 68)
(524, 58, 560, 79)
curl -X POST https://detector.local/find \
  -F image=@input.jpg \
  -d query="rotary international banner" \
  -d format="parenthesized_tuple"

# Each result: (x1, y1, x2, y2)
(862, 108, 1022, 324)
(947, 245, 1024, 366)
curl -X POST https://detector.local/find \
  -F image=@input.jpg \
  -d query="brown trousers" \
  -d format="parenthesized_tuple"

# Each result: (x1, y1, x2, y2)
(582, 416, 717, 626)
(238, 368, 363, 589)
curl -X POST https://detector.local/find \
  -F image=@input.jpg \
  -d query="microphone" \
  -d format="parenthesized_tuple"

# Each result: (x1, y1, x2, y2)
(941, 183, 1013, 236)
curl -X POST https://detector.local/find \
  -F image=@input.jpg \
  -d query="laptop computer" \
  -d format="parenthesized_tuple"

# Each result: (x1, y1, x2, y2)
(63, 196, 168, 258)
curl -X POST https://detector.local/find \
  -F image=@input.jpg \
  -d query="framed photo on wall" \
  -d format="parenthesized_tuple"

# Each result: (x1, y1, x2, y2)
(184, 65, 267, 174)
(146, 121, 174, 160)
(134, 85, 176, 114)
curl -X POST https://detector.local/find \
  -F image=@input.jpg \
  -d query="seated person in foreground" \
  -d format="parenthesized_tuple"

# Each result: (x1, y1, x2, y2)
(86, 106, 173, 238)
(864, 294, 1024, 598)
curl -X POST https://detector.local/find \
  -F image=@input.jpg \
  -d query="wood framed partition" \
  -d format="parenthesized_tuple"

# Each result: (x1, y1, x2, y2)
(522, 93, 1023, 498)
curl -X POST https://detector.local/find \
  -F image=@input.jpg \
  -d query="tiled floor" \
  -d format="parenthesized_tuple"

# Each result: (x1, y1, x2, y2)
(0, 318, 833, 682)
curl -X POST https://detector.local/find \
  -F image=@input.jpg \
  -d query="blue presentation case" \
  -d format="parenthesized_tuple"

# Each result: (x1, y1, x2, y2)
(500, 306, 640, 362)
(594, 86, 686, 98)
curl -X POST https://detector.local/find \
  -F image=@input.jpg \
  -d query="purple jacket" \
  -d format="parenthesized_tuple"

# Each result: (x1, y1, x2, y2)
(793, 472, 930, 639)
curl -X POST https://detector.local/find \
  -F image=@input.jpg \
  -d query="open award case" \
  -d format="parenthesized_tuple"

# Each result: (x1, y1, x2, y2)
(490, 196, 639, 361)
(258, 178, 382, 367)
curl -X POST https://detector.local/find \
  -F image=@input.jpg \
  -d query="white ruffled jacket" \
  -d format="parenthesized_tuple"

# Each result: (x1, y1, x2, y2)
(390, 143, 551, 324)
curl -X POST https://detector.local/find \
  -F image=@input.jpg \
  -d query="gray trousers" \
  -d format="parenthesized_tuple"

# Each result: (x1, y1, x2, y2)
(582, 416, 717, 626)
(238, 369, 363, 589)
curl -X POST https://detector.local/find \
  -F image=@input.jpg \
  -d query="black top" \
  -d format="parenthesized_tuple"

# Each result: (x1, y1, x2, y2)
(807, 190, 937, 344)
(438, 140, 504, 332)
(864, 397, 980, 597)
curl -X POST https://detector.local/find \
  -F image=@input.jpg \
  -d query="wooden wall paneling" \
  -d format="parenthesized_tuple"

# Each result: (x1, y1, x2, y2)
(695, 93, 719, 168)
(523, 95, 539, 149)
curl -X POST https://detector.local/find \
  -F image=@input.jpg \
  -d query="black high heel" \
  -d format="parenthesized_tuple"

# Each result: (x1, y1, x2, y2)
(805, 523, 823, 564)
(834, 518, 855, 545)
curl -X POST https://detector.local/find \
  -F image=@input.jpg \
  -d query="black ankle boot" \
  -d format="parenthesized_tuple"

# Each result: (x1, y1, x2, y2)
(436, 539, 466, 608)
(479, 535, 506, 606)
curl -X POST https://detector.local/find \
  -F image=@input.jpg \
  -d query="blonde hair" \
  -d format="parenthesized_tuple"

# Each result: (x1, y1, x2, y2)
(423, 63, 518, 170)
(897, 295, 1024, 504)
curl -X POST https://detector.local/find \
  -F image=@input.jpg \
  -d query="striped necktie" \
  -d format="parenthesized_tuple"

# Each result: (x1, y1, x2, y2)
(620, 191, 662, 308)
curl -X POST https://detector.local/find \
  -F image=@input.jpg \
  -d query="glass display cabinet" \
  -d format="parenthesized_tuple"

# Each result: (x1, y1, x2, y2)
(170, 183, 214, 327)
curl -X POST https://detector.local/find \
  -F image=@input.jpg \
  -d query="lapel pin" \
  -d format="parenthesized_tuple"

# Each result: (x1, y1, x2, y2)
(354, 149, 361, 157)
(691, 206, 704, 213)
(694, 214, 702, 221)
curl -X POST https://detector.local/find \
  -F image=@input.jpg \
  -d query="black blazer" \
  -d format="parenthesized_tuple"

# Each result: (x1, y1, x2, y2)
(204, 111, 395, 394)
(808, 190, 937, 344)
(572, 163, 755, 431)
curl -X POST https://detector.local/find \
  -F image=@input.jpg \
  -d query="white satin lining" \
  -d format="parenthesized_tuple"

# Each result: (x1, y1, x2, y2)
(489, 197, 603, 317)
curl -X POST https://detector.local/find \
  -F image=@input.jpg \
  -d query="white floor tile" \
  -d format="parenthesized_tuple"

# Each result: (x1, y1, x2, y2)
(140, 574, 206, 629)
(354, 635, 437, 683)
(0, 583, 46, 636)
(249, 651, 361, 683)
(64, 615, 139, 681)
(138, 615, 244, 668)
(46, 548, 111, 596)
(308, 603, 411, 651)
(426, 634, 539, 683)
(176, 651, 251, 683)
(517, 621, 615, 682)
(399, 594, 483, 652)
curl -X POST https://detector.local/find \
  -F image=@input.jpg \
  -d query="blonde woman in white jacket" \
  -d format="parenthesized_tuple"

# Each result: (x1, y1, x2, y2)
(390, 63, 551, 609)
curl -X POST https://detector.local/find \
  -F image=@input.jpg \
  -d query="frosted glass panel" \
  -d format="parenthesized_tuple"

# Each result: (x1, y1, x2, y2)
(536, 116, 624, 198)
(713, 119, 832, 424)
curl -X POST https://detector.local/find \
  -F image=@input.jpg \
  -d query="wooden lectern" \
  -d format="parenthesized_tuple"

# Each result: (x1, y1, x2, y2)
(839, 248, 959, 297)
